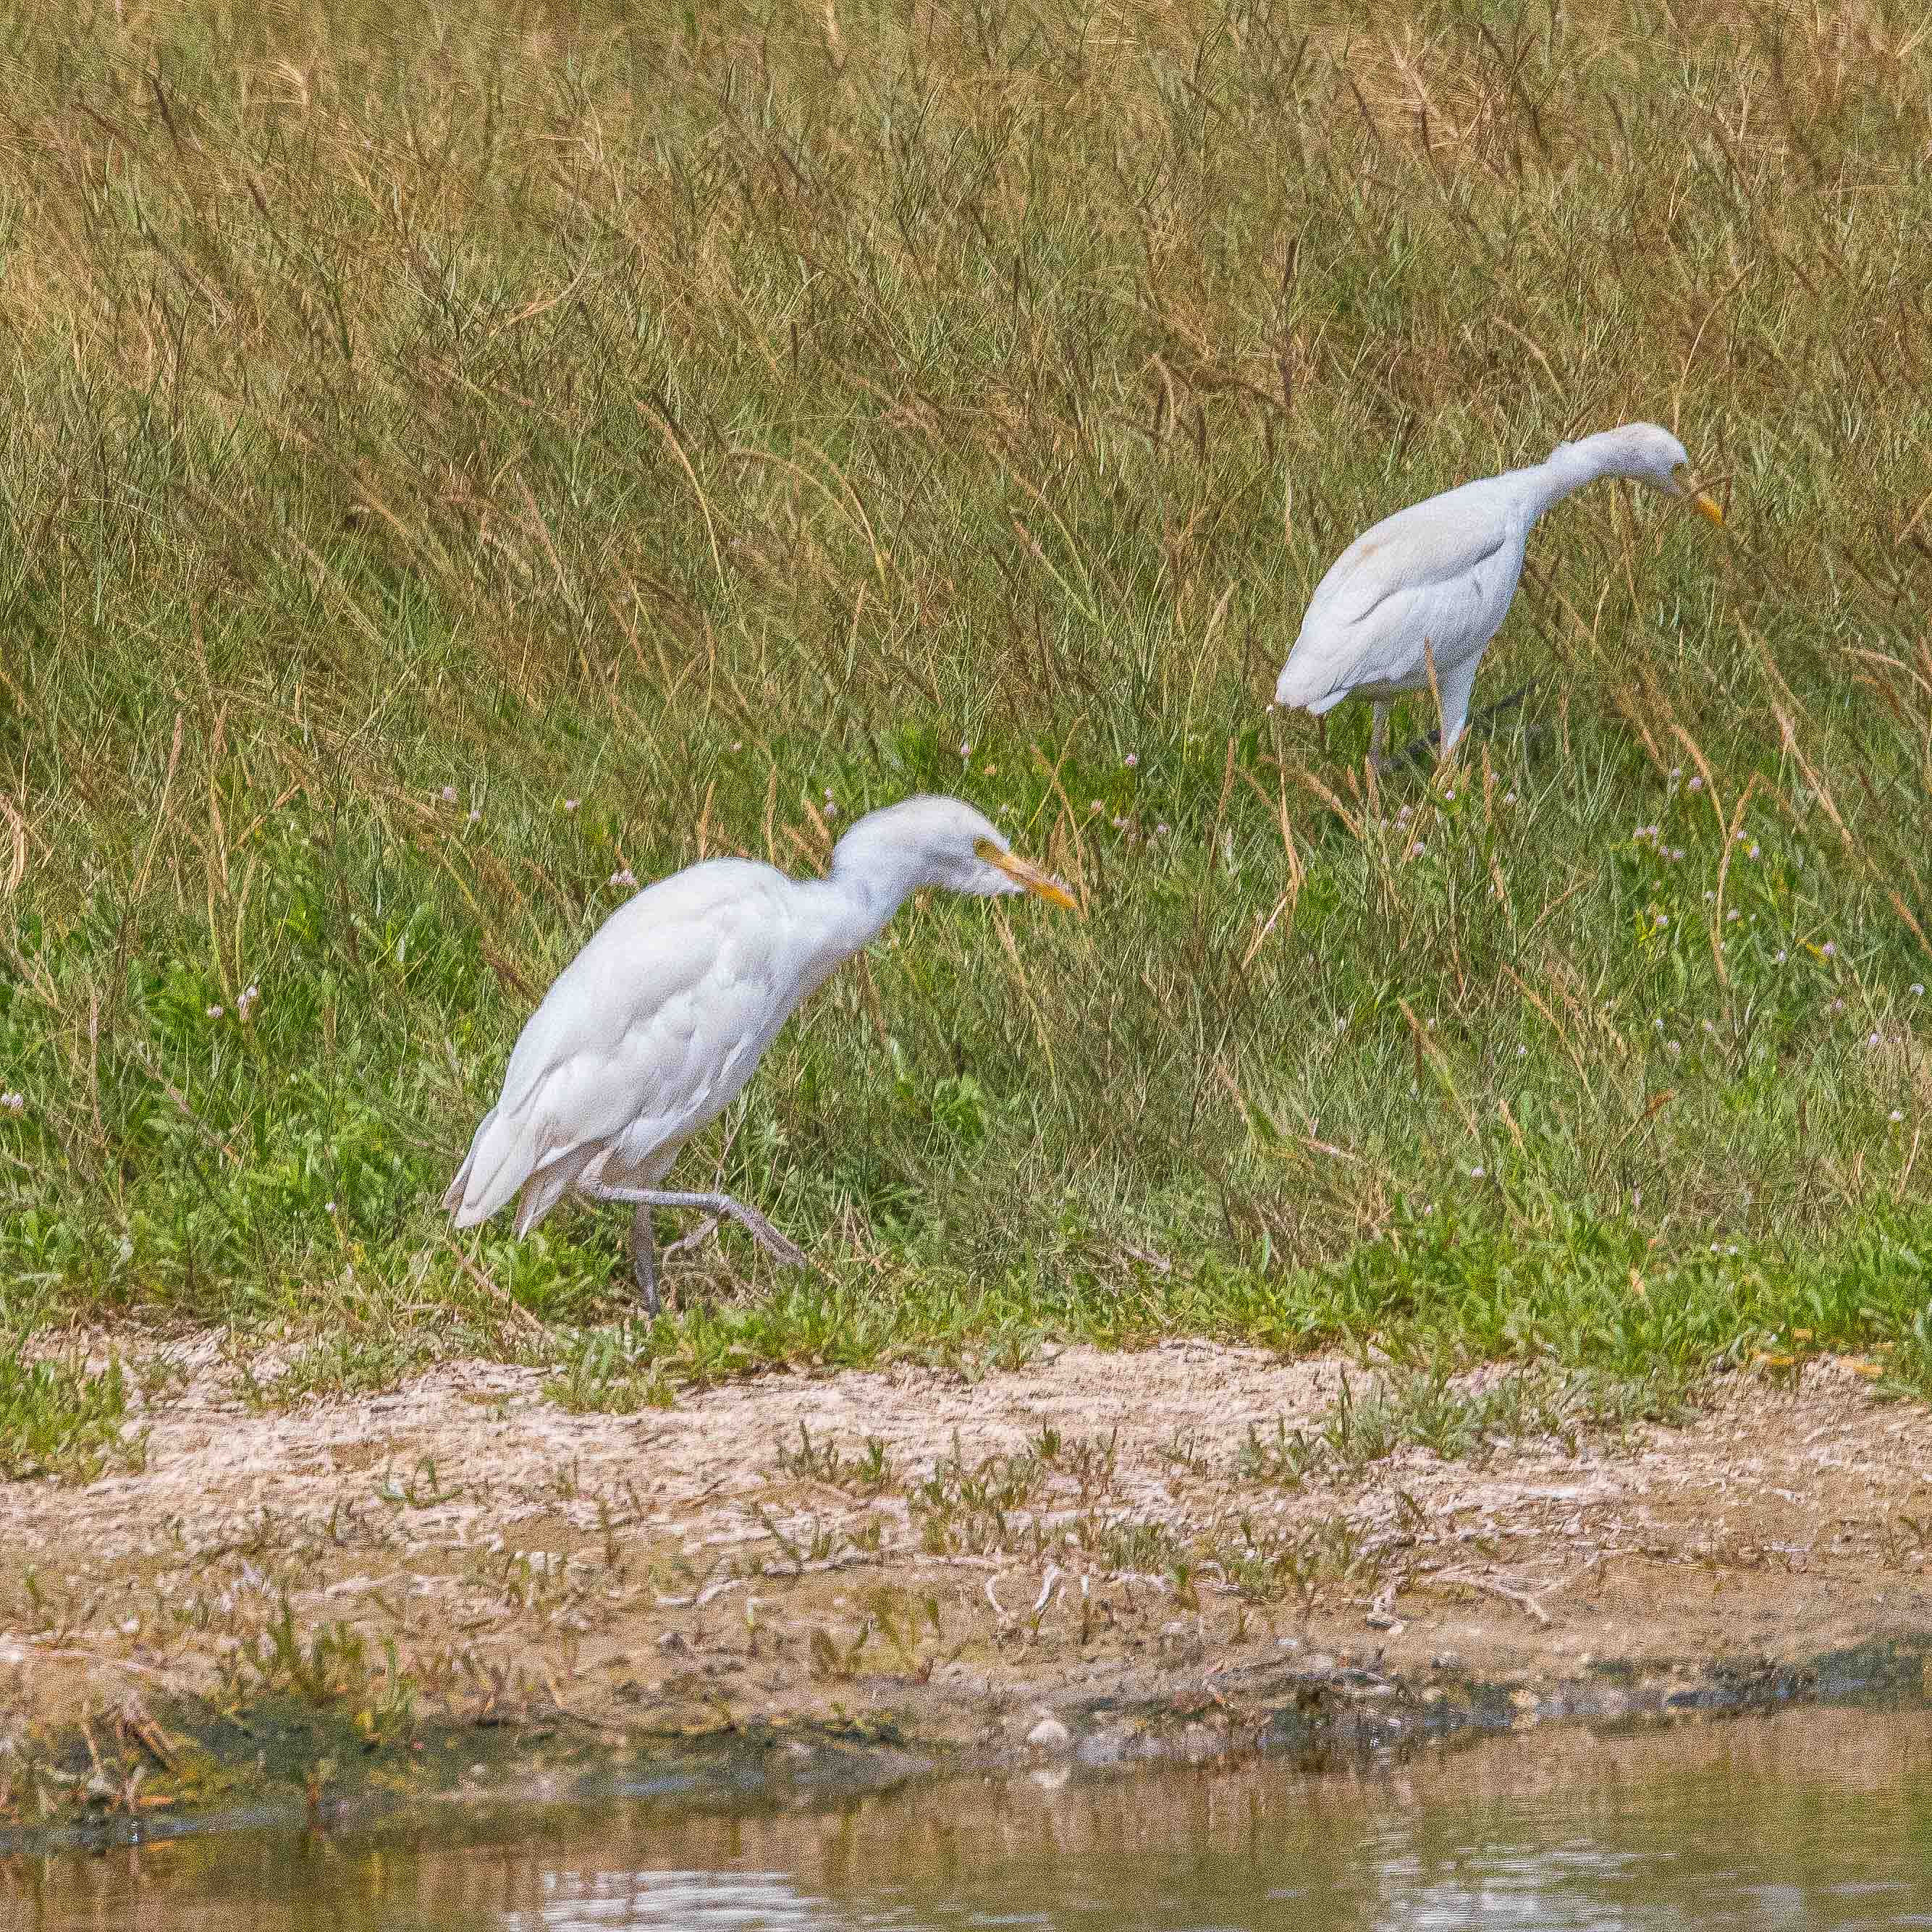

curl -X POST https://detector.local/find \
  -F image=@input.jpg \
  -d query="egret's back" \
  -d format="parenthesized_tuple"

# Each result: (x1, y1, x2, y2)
(444, 857, 809, 1234)
(1275, 476, 1527, 712)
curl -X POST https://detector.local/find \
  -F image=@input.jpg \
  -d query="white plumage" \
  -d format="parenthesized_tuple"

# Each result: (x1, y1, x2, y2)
(444, 795, 1073, 1311)
(1275, 423, 1724, 764)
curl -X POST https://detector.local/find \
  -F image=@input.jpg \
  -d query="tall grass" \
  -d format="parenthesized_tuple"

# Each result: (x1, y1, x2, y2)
(3, 1, 1931, 1392)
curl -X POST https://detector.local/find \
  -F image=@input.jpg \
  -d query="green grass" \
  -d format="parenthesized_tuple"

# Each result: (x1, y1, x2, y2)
(4, 0, 1932, 1409)
(0, 1344, 143, 1481)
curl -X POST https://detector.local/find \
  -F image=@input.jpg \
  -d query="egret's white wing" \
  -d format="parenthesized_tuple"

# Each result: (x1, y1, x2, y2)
(446, 859, 805, 1229)
(1278, 478, 1522, 709)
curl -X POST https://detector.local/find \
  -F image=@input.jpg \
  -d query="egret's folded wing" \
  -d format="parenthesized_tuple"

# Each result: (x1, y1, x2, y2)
(1280, 484, 1512, 706)
(447, 863, 791, 1228)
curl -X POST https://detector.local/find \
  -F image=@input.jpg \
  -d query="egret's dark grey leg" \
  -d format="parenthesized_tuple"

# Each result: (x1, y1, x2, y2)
(1370, 701, 1391, 765)
(581, 1181, 806, 1277)
(1378, 679, 1538, 773)
(628, 1202, 660, 1315)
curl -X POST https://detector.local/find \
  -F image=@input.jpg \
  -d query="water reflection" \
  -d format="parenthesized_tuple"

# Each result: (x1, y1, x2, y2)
(510, 1870, 856, 1928)
(10, 1705, 1932, 1930)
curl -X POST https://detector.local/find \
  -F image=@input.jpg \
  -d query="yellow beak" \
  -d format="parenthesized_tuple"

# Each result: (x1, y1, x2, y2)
(1673, 462, 1724, 526)
(977, 840, 1078, 909)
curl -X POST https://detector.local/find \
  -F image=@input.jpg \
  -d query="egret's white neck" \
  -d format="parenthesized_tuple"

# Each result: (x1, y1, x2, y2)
(806, 828, 943, 958)
(1518, 429, 1653, 526)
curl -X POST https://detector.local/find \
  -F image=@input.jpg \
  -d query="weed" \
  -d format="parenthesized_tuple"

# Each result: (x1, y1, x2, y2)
(910, 1436, 1050, 1556)
(235, 1600, 417, 1742)
(545, 1328, 676, 1414)
(772, 1424, 898, 1495)
(1236, 1418, 1323, 1490)
(0, 1349, 144, 1481)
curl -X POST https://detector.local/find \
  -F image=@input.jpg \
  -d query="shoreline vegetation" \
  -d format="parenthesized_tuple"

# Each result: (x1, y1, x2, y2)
(3, 0, 1932, 1837)
(2, 1341, 1930, 1847)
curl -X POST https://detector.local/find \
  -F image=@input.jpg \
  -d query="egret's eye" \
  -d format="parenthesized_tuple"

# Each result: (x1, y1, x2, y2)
(973, 836, 1003, 862)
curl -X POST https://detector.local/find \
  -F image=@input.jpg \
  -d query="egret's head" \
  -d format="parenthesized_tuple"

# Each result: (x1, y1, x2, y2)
(1587, 423, 1725, 524)
(832, 796, 1076, 908)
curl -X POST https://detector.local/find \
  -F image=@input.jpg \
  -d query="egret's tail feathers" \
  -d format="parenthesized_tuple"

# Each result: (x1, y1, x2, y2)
(512, 1143, 604, 1237)
(444, 1105, 552, 1230)
(442, 1109, 494, 1222)
(1274, 657, 1348, 715)
(439, 1155, 473, 1218)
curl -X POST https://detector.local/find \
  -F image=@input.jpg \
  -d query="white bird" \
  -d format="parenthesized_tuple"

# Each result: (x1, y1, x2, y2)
(444, 795, 1074, 1312)
(1273, 423, 1725, 764)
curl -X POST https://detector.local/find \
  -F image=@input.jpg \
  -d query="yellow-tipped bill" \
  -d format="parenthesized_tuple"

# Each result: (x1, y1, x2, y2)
(1673, 462, 1725, 526)
(976, 838, 1078, 909)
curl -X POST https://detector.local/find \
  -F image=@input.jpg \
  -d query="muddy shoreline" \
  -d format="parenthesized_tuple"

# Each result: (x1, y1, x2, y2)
(4, 1341, 1930, 1852)
(6, 1632, 1931, 1860)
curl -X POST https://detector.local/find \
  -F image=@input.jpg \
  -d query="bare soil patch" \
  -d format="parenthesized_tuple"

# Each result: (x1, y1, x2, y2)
(3, 1341, 1930, 1814)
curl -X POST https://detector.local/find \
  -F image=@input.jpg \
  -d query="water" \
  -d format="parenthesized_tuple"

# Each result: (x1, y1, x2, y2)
(9, 1706, 1932, 1928)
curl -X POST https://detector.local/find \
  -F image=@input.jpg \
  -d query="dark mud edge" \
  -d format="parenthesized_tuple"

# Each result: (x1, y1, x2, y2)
(6, 1633, 1929, 1858)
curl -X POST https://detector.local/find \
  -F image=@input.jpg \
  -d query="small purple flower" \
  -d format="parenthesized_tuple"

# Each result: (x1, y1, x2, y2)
(609, 869, 637, 889)
(1821, 941, 1836, 958)
(564, 798, 579, 813)
(1, 1092, 22, 1114)
(1123, 753, 1139, 769)
(206, 1003, 224, 1019)
(1891, 1109, 1906, 1123)
(441, 785, 457, 803)
(1688, 775, 1705, 792)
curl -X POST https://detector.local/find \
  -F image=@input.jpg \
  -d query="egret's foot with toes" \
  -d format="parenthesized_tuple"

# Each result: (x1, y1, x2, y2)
(579, 1181, 806, 1315)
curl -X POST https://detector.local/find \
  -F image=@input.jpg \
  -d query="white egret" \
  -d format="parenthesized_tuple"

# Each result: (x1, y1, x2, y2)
(1273, 423, 1725, 764)
(444, 795, 1075, 1312)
